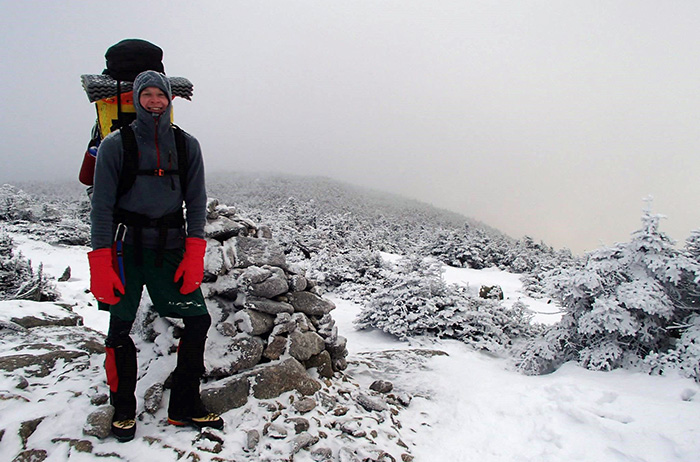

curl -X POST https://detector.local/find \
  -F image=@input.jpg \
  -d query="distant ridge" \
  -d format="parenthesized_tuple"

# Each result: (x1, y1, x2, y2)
(207, 171, 507, 239)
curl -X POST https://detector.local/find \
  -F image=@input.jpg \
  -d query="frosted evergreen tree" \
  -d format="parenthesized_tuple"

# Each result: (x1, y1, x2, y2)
(681, 230, 700, 307)
(0, 184, 35, 221)
(644, 313, 700, 383)
(355, 255, 534, 352)
(518, 200, 700, 375)
(685, 230, 700, 262)
(0, 231, 58, 301)
(643, 228, 700, 382)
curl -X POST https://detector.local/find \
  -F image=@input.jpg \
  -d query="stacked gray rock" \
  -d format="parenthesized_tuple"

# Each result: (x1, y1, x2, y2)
(196, 199, 349, 410)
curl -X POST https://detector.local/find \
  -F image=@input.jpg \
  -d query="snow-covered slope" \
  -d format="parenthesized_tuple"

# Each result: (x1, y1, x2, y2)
(3, 235, 700, 461)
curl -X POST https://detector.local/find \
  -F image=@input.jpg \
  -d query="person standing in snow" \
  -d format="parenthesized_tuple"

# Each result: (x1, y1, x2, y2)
(87, 70, 223, 442)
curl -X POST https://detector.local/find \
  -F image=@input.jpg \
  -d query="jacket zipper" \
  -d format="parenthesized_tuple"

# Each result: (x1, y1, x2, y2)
(154, 114, 176, 190)
(154, 114, 161, 169)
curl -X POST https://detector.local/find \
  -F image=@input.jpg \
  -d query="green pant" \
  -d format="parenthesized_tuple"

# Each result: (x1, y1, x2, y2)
(99, 244, 208, 321)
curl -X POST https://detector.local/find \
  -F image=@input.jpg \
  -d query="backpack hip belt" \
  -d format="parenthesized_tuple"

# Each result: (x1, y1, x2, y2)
(114, 208, 186, 267)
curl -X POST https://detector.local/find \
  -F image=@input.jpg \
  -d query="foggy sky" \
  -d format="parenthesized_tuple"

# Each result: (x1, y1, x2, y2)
(1, 0, 699, 255)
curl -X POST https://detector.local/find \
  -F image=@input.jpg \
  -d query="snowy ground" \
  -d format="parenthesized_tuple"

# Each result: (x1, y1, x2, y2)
(7, 235, 700, 461)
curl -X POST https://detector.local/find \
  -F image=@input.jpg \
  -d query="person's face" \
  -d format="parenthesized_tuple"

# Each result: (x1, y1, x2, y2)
(139, 86, 169, 114)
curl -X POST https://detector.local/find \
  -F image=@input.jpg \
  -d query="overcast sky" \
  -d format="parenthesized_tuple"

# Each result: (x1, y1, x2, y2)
(1, 0, 699, 254)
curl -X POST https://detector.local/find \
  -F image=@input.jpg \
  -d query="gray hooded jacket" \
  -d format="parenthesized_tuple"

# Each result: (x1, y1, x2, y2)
(90, 71, 207, 250)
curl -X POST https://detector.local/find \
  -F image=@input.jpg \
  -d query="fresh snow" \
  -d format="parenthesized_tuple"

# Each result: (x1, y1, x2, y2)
(442, 264, 562, 325)
(4, 234, 700, 461)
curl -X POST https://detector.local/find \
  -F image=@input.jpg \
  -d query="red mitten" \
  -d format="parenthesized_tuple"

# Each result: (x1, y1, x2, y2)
(87, 248, 125, 305)
(174, 238, 207, 295)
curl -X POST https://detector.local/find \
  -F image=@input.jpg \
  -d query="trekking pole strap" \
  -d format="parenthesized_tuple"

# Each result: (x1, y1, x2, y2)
(114, 223, 128, 286)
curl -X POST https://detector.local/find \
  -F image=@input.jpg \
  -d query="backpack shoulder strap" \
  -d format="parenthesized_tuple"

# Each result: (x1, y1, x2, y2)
(172, 124, 189, 197)
(116, 124, 189, 199)
(117, 125, 139, 199)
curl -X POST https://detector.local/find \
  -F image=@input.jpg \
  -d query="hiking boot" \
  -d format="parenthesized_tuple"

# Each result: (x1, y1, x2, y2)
(168, 411, 224, 430)
(111, 417, 136, 442)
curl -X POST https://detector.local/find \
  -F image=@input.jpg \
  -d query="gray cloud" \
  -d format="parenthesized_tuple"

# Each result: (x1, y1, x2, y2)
(1, 0, 699, 254)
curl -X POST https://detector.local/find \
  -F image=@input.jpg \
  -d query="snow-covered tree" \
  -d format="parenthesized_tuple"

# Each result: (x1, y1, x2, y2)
(0, 231, 58, 301)
(0, 183, 91, 245)
(643, 314, 700, 383)
(355, 255, 534, 352)
(0, 184, 35, 221)
(518, 202, 700, 377)
(685, 230, 700, 261)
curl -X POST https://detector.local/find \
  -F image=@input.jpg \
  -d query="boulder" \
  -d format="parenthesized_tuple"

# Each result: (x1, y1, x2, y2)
(30, 326, 105, 355)
(144, 383, 164, 414)
(224, 236, 286, 269)
(292, 433, 319, 453)
(209, 335, 264, 377)
(264, 423, 288, 439)
(0, 319, 28, 334)
(1, 301, 83, 329)
(288, 331, 325, 362)
(287, 291, 335, 316)
(292, 397, 316, 413)
(201, 375, 251, 414)
(216, 321, 238, 337)
(332, 357, 348, 372)
(304, 350, 334, 378)
(238, 265, 271, 285)
(316, 314, 338, 341)
(232, 309, 274, 336)
(83, 405, 114, 439)
(257, 225, 273, 239)
(291, 312, 315, 333)
(356, 392, 389, 412)
(19, 417, 44, 449)
(206, 273, 240, 300)
(479, 285, 504, 300)
(12, 449, 48, 462)
(240, 266, 289, 299)
(205, 216, 249, 243)
(0, 351, 87, 378)
(245, 429, 260, 451)
(370, 380, 394, 394)
(311, 447, 333, 461)
(263, 335, 288, 360)
(202, 358, 321, 413)
(57, 267, 71, 282)
(271, 313, 296, 336)
(251, 358, 321, 399)
(288, 274, 308, 292)
(326, 335, 348, 360)
(244, 297, 294, 316)
(204, 240, 226, 275)
(286, 417, 310, 434)
(206, 198, 222, 220)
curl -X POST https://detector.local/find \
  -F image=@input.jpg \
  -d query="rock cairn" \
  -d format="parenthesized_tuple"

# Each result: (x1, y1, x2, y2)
(195, 199, 349, 410)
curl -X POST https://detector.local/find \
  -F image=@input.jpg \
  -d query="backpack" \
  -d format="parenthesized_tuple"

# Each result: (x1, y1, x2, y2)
(103, 38, 164, 82)
(78, 39, 193, 190)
